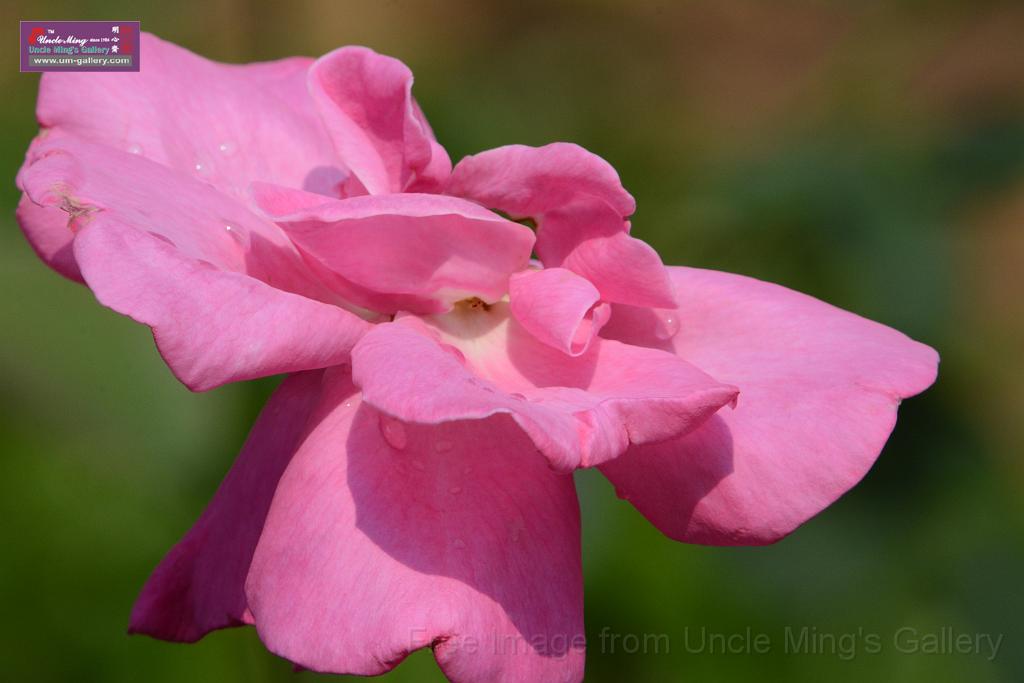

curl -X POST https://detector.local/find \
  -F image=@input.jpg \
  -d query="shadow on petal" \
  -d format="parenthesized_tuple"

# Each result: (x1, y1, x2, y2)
(599, 414, 736, 537)
(345, 403, 584, 660)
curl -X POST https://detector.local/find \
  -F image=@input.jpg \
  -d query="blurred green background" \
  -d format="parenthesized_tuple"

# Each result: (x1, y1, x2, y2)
(2, 1, 1022, 681)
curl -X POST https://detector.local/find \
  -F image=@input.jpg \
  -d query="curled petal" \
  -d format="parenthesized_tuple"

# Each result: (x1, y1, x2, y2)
(599, 267, 939, 545)
(351, 313, 737, 471)
(509, 267, 609, 356)
(309, 46, 451, 195)
(245, 372, 585, 682)
(254, 183, 534, 314)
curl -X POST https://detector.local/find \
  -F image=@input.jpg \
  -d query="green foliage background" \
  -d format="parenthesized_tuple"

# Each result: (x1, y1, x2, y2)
(2, 1, 1022, 681)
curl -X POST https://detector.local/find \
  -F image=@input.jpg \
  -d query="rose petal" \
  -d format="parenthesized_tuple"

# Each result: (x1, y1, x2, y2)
(130, 371, 326, 641)
(253, 183, 535, 314)
(599, 267, 939, 545)
(445, 143, 634, 218)
(446, 144, 674, 307)
(309, 46, 451, 195)
(34, 33, 347, 201)
(351, 312, 737, 471)
(508, 267, 609, 356)
(18, 136, 370, 390)
(16, 192, 82, 282)
(245, 372, 585, 682)
(542, 200, 677, 308)
(77, 218, 369, 390)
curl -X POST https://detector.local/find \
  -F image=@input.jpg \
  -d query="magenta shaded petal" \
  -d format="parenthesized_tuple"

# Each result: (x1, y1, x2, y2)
(245, 373, 584, 682)
(509, 267, 609, 356)
(130, 371, 326, 641)
(34, 33, 346, 201)
(16, 192, 82, 283)
(351, 313, 737, 470)
(17, 137, 370, 390)
(309, 47, 451, 195)
(253, 183, 535, 314)
(599, 267, 939, 545)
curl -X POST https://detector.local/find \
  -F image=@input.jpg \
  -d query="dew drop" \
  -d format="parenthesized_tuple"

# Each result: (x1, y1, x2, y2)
(378, 414, 407, 450)
(448, 486, 463, 495)
(452, 538, 466, 549)
(434, 439, 453, 453)
(344, 401, 353, 409)
(127, 143, 143, 155)
(223, 223, 245, 245)
(194, 161, 211, 176)
(218, 141, 236, 155)
(653, 310, 680, 340)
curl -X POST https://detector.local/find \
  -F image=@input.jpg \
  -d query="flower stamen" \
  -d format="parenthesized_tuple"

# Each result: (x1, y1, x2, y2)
(454, 297, 491, 312)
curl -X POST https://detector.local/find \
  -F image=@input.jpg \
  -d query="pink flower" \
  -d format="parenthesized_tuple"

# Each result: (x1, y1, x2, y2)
(16, 34, 937, 683)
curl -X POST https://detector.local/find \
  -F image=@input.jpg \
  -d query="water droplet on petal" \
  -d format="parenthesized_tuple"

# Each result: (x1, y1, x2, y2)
(218, 141, 236, 155)
(453, 538, 466, 549)
(223, 223, 245, 245)
(343, 401, 353, 409)
(449, 485, 462, 495)
(434, 439, 453, 453)
(653, 310, 680, 340)
(194, 161, 210, 176)
(127, 143, 143, 155)
(378, 414, 407, 450)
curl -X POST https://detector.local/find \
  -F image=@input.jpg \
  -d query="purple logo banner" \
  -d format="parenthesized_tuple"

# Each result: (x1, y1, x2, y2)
(20, 21, 140, 72)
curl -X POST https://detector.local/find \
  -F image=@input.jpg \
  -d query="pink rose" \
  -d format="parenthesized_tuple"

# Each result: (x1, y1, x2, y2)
(16, 34, 937, 683)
